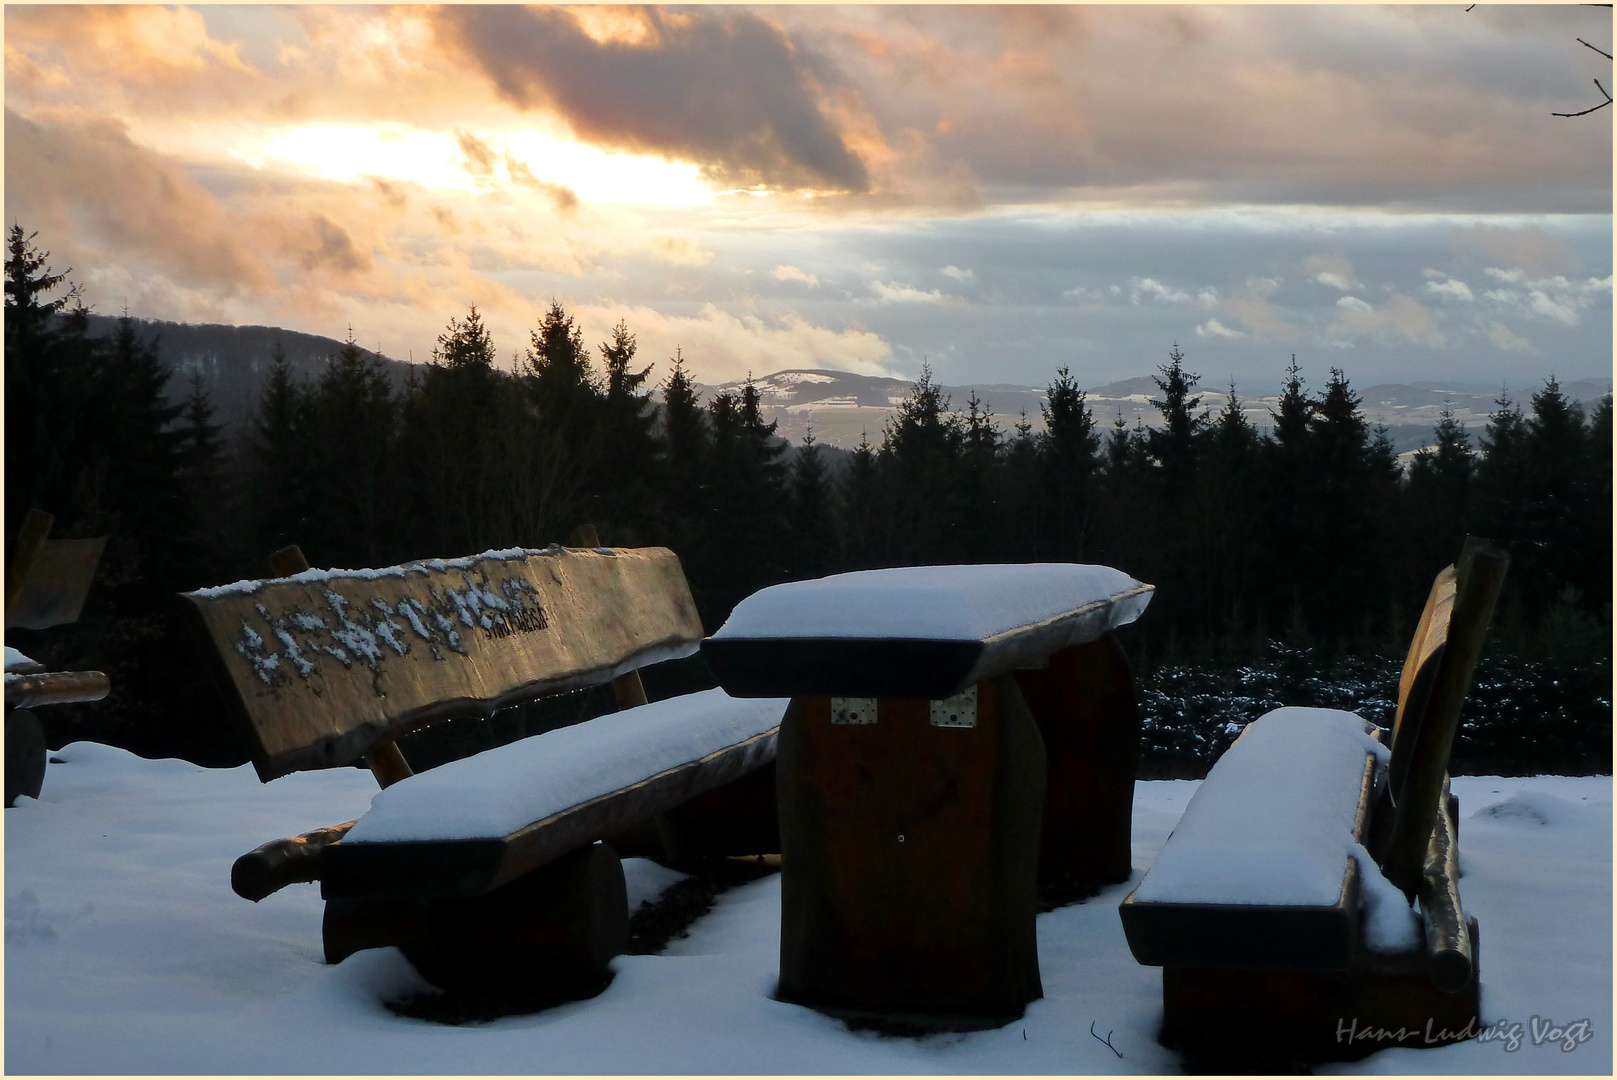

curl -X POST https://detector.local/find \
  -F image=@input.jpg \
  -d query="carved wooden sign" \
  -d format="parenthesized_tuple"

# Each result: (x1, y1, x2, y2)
(181, 546, 703, 781)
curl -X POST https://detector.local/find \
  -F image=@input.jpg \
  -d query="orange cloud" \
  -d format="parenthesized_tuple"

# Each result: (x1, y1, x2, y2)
(5, 108, 273, 294)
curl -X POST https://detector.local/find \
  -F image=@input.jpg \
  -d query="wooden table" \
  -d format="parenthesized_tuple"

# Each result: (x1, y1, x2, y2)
(701, 564, 1153, 1026)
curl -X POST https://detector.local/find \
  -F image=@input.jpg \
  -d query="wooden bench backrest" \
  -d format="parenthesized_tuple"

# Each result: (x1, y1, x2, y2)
(1386, 566, 1457, 802)
(6, 509, 106, 631)
(181, 546, 703, 782)
(1376, 538, 1508, 892)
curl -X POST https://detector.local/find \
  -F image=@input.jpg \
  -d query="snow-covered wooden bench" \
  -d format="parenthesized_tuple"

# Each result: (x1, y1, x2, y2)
(5, 508, 110, 806)
(180, 540, 786, 992)
(1118, 539, 1508, 1063)
(702, 563, 1154, 1025)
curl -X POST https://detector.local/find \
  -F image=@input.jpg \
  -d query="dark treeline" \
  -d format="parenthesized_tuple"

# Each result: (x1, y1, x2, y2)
(7, 227, 1611, 771)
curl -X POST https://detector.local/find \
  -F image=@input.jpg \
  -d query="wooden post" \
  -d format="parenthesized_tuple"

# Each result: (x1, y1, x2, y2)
(7, 509, 54, 610)
(1418, 776, 1472, 993)
(1381, 538, 1507, 895)
(267, 543, 414, 789)
(1013, 634, 1138, 888)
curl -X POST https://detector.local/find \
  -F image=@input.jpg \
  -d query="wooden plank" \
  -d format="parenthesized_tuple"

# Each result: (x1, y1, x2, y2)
(179, 546, 703, 780)
(5, 509, 54, 612)
(1118, 752, 1376, 971)
(1380, 539, 1508, 895)
(320, 723, 778, 899)
(1160, 920, 1480, 1064)
(1386, 567, 1456, 801)
(703, 583, 1154, 699)
(265, 543, 415, 788)
(3, 670, 110, 710)
(1418, 776, 1471, 992)
(775, 677, 1046, 1019)
(6, 536, 107, 630)
(1013, 634, 1139, 887)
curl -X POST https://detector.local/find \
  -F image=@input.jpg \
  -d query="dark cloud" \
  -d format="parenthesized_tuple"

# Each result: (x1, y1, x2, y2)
(4, 107, 271, 292)
(300, 215, 372, 274)
(432, 6, 869, 192)
(774, 5, 1612, 213)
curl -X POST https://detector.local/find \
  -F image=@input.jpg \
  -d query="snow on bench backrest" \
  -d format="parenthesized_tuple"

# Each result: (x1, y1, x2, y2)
(1131, 708, 1387, 908)
(343, 687, 789, 843)
(181, 546, 702, 781)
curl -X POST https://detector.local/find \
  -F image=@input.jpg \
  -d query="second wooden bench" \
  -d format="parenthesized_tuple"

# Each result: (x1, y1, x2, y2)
(181, 541, 785, 993)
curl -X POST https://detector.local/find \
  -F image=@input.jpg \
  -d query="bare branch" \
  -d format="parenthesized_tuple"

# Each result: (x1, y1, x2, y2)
(1553, 77, 1613, 116)
(1578, 36, 1613, 59)
(1090, 1021, 1124, 1059)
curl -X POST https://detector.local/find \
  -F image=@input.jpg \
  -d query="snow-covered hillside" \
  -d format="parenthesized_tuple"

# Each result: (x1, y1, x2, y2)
(6, 742, 1610, 1074)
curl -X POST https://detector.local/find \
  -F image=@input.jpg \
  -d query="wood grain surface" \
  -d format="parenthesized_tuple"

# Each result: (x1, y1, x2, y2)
(181, 546, 702, 780)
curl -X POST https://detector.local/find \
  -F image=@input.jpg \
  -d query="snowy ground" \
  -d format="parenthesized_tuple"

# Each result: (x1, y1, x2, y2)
(6, 742, 1610, 1075)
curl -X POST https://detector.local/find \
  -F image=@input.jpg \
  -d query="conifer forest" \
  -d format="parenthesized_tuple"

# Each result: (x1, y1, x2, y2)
(6, 226, 1610, 776)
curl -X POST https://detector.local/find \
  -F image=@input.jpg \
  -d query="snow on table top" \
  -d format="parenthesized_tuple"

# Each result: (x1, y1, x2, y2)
(5, 645, 38, 671)
(1132, 707, 1391, 909)
(710, 563, 1151, 642)
(344, 688, 789, 844)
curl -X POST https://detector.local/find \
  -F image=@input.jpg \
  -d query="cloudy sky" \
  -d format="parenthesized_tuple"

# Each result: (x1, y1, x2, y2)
(6, 5, 1611, 393)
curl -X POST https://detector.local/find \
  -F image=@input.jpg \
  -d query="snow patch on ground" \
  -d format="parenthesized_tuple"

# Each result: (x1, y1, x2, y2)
(4, 743, 1609, 1074)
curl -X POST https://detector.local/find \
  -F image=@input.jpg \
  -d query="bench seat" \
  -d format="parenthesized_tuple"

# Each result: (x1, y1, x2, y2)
(1119, 707, 1409, 970)
(322, 688, 789, 900)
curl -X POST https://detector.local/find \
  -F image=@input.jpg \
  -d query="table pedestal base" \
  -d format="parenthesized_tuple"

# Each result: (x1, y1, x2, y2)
(776, 675, 1045, 1020)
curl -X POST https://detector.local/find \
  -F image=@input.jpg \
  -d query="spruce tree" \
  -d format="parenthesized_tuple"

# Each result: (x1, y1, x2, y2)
(840, 431, 883, 569)
(881, 363, 965, 563)
(520, 301, 603, 538)
(788, 429, 838, 578)
(1146, 344, 1207, 498)
(1406, 402, 1475, 579)
(243, 342, 318, 556)
(310, 332, 397, 565)
(594, 320, 660, 543)
(959, 391, 1001, 561)
(1039, 366, 1100, 560)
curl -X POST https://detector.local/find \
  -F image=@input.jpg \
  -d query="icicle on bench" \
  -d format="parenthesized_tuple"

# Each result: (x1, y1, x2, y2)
(1118, 537, 1509, 1064)
(180, 537, 786, 993)
(5, 508, 110, 806)
(701, 563, 1155, 1028)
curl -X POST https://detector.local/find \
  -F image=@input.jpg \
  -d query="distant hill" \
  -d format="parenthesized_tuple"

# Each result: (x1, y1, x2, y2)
(76, 314, 418, 429)
(708, 368, 1611, 453)
(67, 316, 1611, 455)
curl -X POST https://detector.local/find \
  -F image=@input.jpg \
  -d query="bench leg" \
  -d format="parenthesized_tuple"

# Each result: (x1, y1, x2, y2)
(324, 843, 628, 994)
(776, 675, 1045, 1023)
(1013, 633, 1139, 889)
(5, 707, 47, 807)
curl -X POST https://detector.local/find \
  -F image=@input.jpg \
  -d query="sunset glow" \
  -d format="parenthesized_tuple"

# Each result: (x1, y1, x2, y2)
(4, 4, 1608, 389)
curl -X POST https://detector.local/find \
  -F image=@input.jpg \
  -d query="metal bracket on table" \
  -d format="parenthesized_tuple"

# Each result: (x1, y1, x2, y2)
(831, 698, 878, 725)
(929, 685, 978, 728)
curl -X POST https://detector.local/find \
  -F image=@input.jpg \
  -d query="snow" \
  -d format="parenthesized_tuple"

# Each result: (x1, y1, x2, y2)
(711, 564, 1152, 642)
(1130, 708, 1395, 909)
(189, 546, 563, 599)
(4, 645, 38, 671)
(5, 742, 1609, 1074)
(345, 689, 789, 843)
